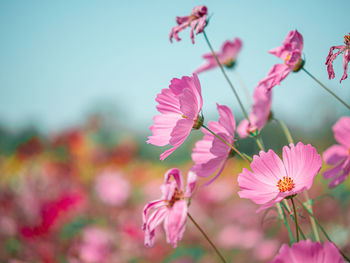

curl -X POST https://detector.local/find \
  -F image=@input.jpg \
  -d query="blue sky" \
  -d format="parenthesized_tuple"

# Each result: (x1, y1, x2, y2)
(0, 0, 349, 133)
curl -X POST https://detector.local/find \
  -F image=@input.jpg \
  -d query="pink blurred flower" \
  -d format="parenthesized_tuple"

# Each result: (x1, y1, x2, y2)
(194, 37, 242, 74)
(169, 6, 208, 44)
(237, 83, 272, 138)
(253, 239, 279, 261)
(142, 168, 197, 247)
(323, 116, 350, 188)
(147, 74, 203, 160)
(238, 142, 322, 212)
(191, 103, 235, 184)
(270, 240, 344, 263)
(259, 30, 304, 91)
(78, 227, 112, 263)
(325, 33, 350, 83)
(95, 170, 131, 206)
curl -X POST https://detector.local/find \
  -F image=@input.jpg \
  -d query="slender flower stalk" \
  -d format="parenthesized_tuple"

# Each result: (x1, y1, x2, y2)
(302, 68, 350, 110)
(274, 119, 294, 144)
(201, 124, 250, 163)
(277, 203, 295, 243)
(202, 30, 250, 121)
(233, 71, 252, 105)
(280, 201, 306, 240)
(296, 197, 350, 262)
(187, 213, 227, 263)
(290, 197, 299, 242)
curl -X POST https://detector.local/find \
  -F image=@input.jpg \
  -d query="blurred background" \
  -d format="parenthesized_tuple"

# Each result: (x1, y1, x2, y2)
(0, 0, 349, 262)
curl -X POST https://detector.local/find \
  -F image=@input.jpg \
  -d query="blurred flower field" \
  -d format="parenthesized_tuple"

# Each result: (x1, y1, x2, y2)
(0, 114, 349, 263)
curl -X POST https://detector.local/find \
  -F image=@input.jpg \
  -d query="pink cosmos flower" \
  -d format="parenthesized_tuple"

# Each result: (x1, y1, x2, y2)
(323, 116, 350, 188)
(191, 103, 235, 184)
(94, 170, 131, 206)
(194, 37, 242, 74)
(325, 33, 350, 83)
(142, 168, 197, 248)
(270, 240, 344, 263)
(147, 74, 203, 160)
(237, 83, 272, 138)
(259, 30, 304, 91)
(169, 6, 208, 44)
(238, 142, 322, 212)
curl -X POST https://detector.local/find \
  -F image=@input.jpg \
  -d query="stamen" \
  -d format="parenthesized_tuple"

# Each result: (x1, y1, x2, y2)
(344, 33, 350, 46)
(277, 176, 295, 192)
(167, 187, 184, 207)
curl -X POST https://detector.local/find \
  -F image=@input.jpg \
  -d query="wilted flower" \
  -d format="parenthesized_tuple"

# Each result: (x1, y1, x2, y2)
(323, 116, 350, 188)
(237, 83, 272, 138)
(238, 142, 322, 212)
(259, 30, 304, 91)
(194, 37, 242, 74)
(191, 103, 235, 184)
(147, 74, 203, 160)
(325, 33, 350, 83)
(270, 240, 344, 263)
(169, 5, 208, 44)
(95, 170, 131, 206)
(142, 168, 197, 247)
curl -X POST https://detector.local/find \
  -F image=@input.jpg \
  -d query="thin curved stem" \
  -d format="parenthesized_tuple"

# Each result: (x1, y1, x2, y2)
(274, 119, 294, 144)
(303, 191, 320, 242)
(202, 30, 250, 120)
(291, 197, 299, 242)
(296, 197, 350, 262)
(280, 201, 306, 240)
(277, 203, 295, 243)
(302, 68, 350, 110)
(202, 124, 250, 163)
(255, 137, 265, 151)
(187, 213, 227, 263)
(233, 71, 252, 106)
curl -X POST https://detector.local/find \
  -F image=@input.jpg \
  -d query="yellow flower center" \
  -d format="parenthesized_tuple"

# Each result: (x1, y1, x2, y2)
(277, 176, 295, 192)
(167, 187, 184, 208)
(344, 33, 350, 46)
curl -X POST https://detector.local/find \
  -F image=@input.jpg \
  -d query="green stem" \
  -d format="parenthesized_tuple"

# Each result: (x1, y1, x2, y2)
(275, 119, 294, 144)
(303, 191, 320, 242)
(202, 124, 250, 163)
(291, 197, 299, 242)
(276, 203, 295, 243)
(233, 71, 252, 105)
(202, 30, 250, 121)
(296, 197, 350, 262)
(188, 213, 227, 263)
(255, 137, 265, 151)
(280, 201, 306, 240)
(302, 68, 350, 110)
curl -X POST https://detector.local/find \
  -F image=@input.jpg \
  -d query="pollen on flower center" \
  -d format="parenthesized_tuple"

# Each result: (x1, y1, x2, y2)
(167, 188, 184, 208)
(344, 33, 350, 46)
(277, 176, 295, 192)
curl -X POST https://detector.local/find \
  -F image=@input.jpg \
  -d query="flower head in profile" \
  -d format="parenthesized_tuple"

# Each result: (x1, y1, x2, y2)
(147, 74, 203, 160)
(191, 104, 235, 184)
(325, 33, 350, 83)
(194, 37, 242, 74)
(237, 83, 272, 138)
(270, 240, 344, 263)
(323, 116, 350, 188)
(259, 30, 304, 91)
(169, 5, 208, 44)
(238, 142, 322, 212)
(142, 168, 197, 248)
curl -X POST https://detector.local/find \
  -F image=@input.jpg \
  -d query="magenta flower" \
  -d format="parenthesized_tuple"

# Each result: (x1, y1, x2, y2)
(259, 30, 304, 91)
(194, 37, 242, 74)
(191, 103, 235, 184)
(325, 33, 350, 83)
(270, 240, 344, 263)
(323, 116, 350, 188)
(142, 168, 197, 247)
(147, 74, 203, 160)
(169, 5, 208, 44)
(238, 142, 322, 212)
(237, 83, 272, 138)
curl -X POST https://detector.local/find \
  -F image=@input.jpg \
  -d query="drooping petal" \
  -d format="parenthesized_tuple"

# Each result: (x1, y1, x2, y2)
(144, 207, 169, 247)
(164, 200, 188, 248)
(164, 168, 184, 190)
(340, 49, 350, 83)
(184, 171, 197, 197)
(259, 64, 292, 91)
(325, 46, 346, 80)
(323, 145, 348, 165)
(142, 199, 166, 230)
